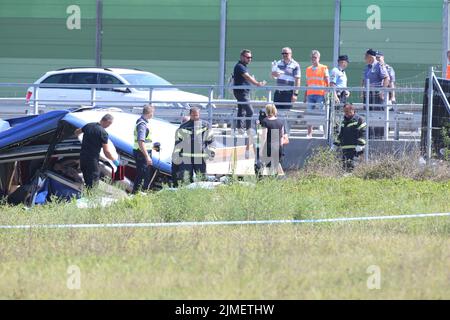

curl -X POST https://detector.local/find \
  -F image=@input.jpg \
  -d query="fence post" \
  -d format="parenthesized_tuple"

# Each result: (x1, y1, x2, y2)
(91, 87, 96, 107)
(427, 67, 434, 164)
(365, 79, 370, 162)
(33, 86, 39, 115)
(442, 0, 449, 78)
(95, 0, 103, 67)
(218, 0, 227, 98)
(148, 88, 153, 105)
(333, 0, 341, 67)
(208, 86, 213, 124)
(384, 86, 389, 140)
(328, 87, 336, 145)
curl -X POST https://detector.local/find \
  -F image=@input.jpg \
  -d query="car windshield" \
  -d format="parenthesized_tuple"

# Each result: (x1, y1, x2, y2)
(120, 73, 175, 91)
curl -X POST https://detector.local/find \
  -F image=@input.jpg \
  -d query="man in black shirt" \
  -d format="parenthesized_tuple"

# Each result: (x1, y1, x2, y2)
(74, 114, 119, 188)
(233, 49, 266, 133)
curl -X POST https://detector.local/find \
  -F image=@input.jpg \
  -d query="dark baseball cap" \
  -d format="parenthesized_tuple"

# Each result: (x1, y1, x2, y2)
(366, 48, 377, 56)
(376, 51, 384, 57)
(338, 54, 349, 62)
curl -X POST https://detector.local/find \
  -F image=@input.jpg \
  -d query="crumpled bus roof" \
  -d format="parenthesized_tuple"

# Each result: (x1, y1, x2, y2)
(0, 108, 177, 174)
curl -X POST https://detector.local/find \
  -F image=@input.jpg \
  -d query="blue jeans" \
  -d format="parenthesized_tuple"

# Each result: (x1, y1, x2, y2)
(307, 94, 325, 111)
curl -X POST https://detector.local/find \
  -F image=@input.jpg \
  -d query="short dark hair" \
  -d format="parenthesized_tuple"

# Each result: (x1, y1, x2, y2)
(189, 106, 200, 115)
(343, 103, 354, 110)
(240, 49, 251, 56)
(101, 113, 114, 122)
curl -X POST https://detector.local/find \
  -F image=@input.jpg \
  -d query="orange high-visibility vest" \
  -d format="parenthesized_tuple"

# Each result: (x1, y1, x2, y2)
(446, 65, 450, 80)
(306, 64, 329, 96)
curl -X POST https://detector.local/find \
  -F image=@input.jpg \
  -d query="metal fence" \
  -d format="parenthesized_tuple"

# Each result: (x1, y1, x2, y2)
(0, 72, 448, 162)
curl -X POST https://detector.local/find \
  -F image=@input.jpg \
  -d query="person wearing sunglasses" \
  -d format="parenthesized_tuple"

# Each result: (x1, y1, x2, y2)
(232, 49, 266, 134)
(271, 47, 301, 110)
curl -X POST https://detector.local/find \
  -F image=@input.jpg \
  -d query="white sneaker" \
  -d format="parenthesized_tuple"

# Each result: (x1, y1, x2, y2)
(306, 134, 313, 139)
(319, 125, 324, 131)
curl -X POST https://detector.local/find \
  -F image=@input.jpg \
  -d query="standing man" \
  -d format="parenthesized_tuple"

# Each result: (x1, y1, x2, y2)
(362, 49, 389, 139)
(172, 107, 215, 184)
(333, 103, 367, 172)
(330, 55, 350, 106)
(133, 104, 155, 193)
(376, 51, 396, 105)
(271, 47, 301, 110)
(74, 114, 119, 189)
(304, 50, 330, 138)
(233, 49, 266, 134)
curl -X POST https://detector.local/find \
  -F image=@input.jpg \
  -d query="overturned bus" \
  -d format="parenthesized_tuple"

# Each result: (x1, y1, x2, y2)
(0, 108, 176, 206)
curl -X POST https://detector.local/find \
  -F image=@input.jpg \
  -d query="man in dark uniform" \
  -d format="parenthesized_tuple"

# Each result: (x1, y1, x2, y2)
(74, 113, 119, 188)
(172, 107, 215, 184)
(376, 51, 396, 105)
(132, 104, 155, 193)
(362, 48, 389, 139)
(333, 103, 367, 171)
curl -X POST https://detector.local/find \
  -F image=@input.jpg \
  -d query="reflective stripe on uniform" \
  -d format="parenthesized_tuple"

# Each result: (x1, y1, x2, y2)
(358, 122, 367, 130)
(341, 145, 357, 149)
(346, 122, 358, 127)
(134, 119, 152, 151)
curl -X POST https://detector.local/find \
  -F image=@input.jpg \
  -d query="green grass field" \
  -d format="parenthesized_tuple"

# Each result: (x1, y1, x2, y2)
(0, 177, 449, 299)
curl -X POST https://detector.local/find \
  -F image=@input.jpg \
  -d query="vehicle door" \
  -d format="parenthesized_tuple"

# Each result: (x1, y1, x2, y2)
(37, 73, 73, 107)
(68, 72, 99, 106)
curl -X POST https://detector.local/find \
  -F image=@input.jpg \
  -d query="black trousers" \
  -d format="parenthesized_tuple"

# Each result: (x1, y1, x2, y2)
(133, 149, 155, 193)
(342, 149, 357, 172)
(274, 90, 293, 110)
(363, 91, 385, 139)
(80, 156, 100, 189)
(233, 90, 253, 130)
(179, 159, 207, 184)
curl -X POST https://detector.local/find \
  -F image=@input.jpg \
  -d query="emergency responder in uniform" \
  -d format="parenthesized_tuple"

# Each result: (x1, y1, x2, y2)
(172, 107, 215, 184)
(74, 113, 119, 189)
(132, 104, 155, 193)
(333, 103, 367, 171)
(330, 55, 350, 106)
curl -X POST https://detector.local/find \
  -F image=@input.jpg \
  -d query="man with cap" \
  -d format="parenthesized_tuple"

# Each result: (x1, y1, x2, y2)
(376, 51, 396, 105)
(361, 49, 389, 109)
(361, 48, 389, 139)
(330, 55, 350, 105)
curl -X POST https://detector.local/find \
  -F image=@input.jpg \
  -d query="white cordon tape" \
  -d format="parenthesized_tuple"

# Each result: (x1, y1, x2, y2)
(0, 212, 449, 230)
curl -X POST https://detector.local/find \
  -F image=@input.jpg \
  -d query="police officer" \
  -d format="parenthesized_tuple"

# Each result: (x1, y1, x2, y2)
(172, 107, 215, 184)
(74, 113, 119, 188)
(362, 48, 389, 139)
(376, 51, 396, 105)
(132, 104, 155, 193)
(333, 103, 367, 171)
(330, 55, 350, 105)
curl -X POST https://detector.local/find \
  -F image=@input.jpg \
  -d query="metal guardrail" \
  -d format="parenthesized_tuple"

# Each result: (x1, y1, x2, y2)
(0, 82, 428, 152)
